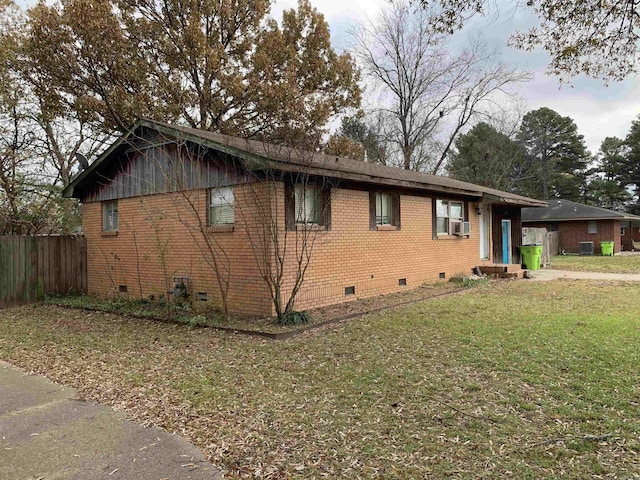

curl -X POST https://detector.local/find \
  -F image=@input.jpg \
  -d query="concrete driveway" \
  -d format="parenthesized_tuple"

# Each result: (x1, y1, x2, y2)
(0, 361, 223, 480)
(531, 269, 640, 282)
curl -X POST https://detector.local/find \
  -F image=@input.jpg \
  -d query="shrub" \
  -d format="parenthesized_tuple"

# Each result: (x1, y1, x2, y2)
(462, 276, 488, 288)
(276, 311, 311, 326)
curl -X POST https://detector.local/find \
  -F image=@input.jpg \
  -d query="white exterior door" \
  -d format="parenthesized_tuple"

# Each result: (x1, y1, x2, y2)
(479, 203, 491, 260)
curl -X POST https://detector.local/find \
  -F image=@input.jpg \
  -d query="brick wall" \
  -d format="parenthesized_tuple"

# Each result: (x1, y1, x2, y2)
(84, 182, 493, 316)
(524, 220, 620, 254)
(285, 187, 490, 310)
(83, 184, 274, 316)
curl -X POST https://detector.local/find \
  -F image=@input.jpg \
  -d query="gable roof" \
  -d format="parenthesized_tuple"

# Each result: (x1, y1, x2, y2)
(63, 118, 547, 207)
(523, 199, 640, 222)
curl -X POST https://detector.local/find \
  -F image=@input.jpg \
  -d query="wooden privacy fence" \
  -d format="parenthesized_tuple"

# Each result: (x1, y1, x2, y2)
(522, 227, 559, 267)
(0, 236, 87, 308)
(548, 231, 559, 258)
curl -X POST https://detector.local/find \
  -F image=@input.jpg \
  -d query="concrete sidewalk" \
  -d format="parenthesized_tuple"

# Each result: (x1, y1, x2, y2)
(531, 269, 640, 282)
(0, 361, 223, 480)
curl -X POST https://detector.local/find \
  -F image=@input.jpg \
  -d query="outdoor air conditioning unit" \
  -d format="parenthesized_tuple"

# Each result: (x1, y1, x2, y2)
(172, 276, 189, 298)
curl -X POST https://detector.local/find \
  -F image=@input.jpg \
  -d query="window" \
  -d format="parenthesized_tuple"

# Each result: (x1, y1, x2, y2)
(295, 184, 321, 224)
(621, 222, 630, 236)
(588, 221, 597, 234)
(102, 200, 118, 231)
(369, 191, 400, 230)
(549, 223, 559, 232)
(436, 199, 465, 235)
(285, 182, 331, 230)
(376, 192, 392, 225)
(209, 187, 234, 225)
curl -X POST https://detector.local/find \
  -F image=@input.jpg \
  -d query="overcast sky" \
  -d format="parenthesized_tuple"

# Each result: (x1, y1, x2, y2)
(18, 0, 640, 154)
(274, 0, 640, 154)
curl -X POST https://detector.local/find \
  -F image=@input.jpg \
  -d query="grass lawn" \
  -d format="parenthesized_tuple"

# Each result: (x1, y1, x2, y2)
(2, 280, 640, 478)
(551, 254, 640, 273)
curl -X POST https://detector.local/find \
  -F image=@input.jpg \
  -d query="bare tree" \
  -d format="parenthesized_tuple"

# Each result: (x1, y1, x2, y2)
(353, 0, 530, 173)
(152, 133, 330, 322)
(82, 121, 332, 322)
(120, 135, 234, 319)
(237, 153, 330, 321)
(0, 0, 37, 234)
(0, 96, 37, 234)
(0, 0, 106, 234)
(482, 93, 528, 139)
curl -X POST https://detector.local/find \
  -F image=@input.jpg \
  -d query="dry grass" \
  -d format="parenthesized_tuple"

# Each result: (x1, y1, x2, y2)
(551, 253, 640, 273)
(2, 279, 640, 479)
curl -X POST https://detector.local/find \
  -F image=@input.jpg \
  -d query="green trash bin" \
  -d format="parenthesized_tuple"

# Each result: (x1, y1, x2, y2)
(600, 241, 614, 256)
(520, 244, 543, 270)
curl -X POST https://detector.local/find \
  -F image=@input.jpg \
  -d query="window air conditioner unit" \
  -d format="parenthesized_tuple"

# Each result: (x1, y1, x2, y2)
(453, 221, 471, 236)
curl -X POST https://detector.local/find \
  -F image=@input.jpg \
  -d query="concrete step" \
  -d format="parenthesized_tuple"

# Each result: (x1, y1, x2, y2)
(478, 264, 522, 275)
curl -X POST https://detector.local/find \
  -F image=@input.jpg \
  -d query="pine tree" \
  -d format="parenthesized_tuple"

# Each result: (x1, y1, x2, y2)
(517, 107, 588, 201)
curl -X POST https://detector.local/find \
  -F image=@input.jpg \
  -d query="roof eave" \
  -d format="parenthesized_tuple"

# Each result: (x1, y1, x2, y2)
(62, 120, 147, 198)
(63, 119, 546, 207)
(524, 216, 639, 222)
(484, 193, 547, 208)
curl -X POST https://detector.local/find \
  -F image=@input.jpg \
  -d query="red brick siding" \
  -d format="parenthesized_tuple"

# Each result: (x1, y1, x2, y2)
(284, 187, 490, 311)
(524, 220, 621, 254)
(84, 183, 493, 315)
(83, 184, 273, 316)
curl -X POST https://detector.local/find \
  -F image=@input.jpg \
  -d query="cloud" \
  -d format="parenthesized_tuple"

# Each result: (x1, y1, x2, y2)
(526, 74, 640, 152)
(294, 0, 640, 151)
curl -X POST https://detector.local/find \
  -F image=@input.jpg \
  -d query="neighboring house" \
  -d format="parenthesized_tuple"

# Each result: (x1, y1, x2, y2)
(522, 199, 640, 254)
(63, 119, 546, 316)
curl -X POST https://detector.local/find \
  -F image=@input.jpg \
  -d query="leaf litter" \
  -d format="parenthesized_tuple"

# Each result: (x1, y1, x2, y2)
(1, 281, 640, 478)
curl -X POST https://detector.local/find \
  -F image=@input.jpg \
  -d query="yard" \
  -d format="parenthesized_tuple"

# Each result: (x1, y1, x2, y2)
(1, 280, 640, 479)
(551, 253, 640, 273)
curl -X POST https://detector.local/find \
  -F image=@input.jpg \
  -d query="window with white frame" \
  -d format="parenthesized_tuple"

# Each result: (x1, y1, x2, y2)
(102, 200, 118, 231)
(436, 199, 464, 235)
(295, 184, 321, 224)
(376, 192, 392, 225)
(209, 187, 234, 225)
(588, 221, 597, 234)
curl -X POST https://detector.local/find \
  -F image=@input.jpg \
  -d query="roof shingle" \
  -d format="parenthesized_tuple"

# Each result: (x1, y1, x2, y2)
(63, 118, 548, 207)
(523, 199, 640, 222)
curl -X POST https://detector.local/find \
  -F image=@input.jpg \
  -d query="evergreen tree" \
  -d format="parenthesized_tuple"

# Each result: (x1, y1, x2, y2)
(624, 116, 640, 207)
(325, 115, 388, 163)
(447, 122, 525, 191)
(585, 137, 630, 209)
(517, 107, 589, 201)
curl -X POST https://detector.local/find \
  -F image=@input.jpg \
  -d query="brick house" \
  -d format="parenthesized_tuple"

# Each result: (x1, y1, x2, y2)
(522, 199, 640, 254)
(63, 119, 546, 316)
